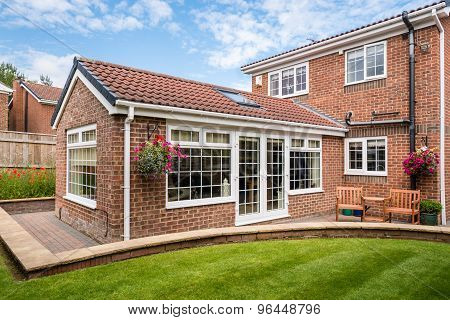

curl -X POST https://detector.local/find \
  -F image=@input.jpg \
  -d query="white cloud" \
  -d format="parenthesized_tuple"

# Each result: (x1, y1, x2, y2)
(193, 0, 429, 69)
(0, 50, 75, 87)
(1, 0, 177, 33)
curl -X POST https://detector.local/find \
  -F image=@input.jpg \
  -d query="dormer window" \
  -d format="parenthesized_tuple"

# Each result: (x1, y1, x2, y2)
(345, 41, 386, 85)
(268, 62, 309, 98)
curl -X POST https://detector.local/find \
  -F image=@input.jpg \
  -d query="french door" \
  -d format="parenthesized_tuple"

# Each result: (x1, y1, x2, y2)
(236, 133, 288, 225)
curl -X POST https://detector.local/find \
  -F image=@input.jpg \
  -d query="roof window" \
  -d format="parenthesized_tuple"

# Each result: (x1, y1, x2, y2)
(216, 89, 260, 108)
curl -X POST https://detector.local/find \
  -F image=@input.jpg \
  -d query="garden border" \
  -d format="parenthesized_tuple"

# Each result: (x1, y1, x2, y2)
(0, 197, 55, 214)
(0, 207, 449, 279)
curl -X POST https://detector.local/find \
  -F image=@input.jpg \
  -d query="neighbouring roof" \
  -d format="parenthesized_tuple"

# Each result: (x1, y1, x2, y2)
(0, 81, 13, 94)
(21, 81, 62, 103)
(52, 57, 345, 130)
(241, 1, 447, 69)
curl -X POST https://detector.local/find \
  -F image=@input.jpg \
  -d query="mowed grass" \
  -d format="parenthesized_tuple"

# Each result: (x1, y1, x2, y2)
(1, 238, 449, 299)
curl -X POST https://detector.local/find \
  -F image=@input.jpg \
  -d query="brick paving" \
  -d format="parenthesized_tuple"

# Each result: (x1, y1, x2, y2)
(13, 212, 98, 253)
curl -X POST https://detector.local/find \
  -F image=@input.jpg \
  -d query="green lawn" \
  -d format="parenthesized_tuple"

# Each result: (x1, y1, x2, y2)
(1, 238, 449, 299)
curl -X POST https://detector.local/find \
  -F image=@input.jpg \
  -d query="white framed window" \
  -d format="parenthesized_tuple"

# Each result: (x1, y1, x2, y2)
(268, 62, 309, 98)
(345, 137, 387, 176)
(65, 124, 97, 209)
(345, 41, 387, 85)
(289, 137, 322, 194)
(167, 126, 234, 208)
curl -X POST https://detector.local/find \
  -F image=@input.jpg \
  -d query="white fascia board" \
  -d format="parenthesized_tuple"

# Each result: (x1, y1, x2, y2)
(242, 3, 447, 75)
(52, 69, 118, 129)
(115, 99, 347, 137)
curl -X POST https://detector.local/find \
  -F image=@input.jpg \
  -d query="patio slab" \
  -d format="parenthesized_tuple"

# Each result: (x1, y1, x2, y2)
(12, 212, 99, 254)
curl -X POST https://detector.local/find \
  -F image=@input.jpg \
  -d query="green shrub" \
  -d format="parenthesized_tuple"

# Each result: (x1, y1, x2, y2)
(420, 199, 442, 216)
(0, 167, 55, 200)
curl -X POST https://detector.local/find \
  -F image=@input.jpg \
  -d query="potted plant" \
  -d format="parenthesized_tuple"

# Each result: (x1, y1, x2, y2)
(133, 134, 187, 178)
(419, 199, 442, 226)
(402, 146, 439, 177)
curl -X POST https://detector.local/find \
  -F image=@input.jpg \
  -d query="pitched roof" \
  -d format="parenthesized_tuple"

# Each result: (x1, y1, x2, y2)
(0, 81, 13, 94)
(22, 81, 62, 102)
(241, 1, 447, 69)
(53, 57, 344, 130)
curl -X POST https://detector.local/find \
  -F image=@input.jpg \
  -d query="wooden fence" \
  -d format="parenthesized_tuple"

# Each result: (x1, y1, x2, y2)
(0, 131, 56, 168)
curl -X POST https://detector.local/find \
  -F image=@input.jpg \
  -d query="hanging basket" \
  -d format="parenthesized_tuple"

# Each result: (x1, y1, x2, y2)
(134, 135, 187, 178)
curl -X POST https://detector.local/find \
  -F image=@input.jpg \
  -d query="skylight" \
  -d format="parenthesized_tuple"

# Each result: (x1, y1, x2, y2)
(216, 89, 260, 108)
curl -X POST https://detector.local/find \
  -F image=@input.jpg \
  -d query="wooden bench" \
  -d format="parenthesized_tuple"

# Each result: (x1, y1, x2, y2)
(383, 189, 421, 224)
(336, 187, 365, 221)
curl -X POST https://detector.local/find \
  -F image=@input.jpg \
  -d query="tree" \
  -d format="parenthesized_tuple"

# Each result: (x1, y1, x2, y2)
(39, 74, 53, 86)
(0, 62, 25, 87)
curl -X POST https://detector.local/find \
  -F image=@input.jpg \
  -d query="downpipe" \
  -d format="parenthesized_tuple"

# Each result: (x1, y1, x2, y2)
(124, 106, 135, 240)
(402, 11, 417, 190)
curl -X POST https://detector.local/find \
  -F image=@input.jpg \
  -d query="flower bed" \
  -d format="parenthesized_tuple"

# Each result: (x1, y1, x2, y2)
(0, 167, 55, 200)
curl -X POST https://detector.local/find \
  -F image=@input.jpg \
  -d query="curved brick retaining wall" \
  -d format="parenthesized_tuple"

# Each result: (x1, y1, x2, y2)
(0, 205, 448, 278)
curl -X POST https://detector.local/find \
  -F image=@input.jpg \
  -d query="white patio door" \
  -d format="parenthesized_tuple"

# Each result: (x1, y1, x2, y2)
(236, 133, 288, 225)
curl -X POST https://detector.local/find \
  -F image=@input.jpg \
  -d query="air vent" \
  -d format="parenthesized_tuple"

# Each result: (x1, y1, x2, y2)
(216, 89, 260, 108)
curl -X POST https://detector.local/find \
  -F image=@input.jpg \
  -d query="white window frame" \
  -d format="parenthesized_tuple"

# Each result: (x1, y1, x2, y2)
(64, 123, 97, 209)
(168, 126, 201, 146)
(287, 135, 323, 196)
(344, 136, 388, 176)
(203, 129, 232, 148)
(268, 62, 309, 98)
(345, 41, 387, 86)
(166, 126, 235, 209)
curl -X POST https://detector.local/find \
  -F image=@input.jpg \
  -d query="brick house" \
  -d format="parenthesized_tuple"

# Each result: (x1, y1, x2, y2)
(51, 1, 449, 243)
(0, 81, 13, 131)
(9, 80, 62, 134)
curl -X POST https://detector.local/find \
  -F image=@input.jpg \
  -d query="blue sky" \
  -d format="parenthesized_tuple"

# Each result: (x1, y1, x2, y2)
(0, 0, 431, 90)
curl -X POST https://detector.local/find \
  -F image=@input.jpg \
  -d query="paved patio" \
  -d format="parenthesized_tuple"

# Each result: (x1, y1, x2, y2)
(12, 212, 98, 253)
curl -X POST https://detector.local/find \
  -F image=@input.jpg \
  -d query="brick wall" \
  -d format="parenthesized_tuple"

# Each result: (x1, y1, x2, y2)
(9, 81, 55, 134)
(252, 25, 443, 204)
(0, 92, 8, 131)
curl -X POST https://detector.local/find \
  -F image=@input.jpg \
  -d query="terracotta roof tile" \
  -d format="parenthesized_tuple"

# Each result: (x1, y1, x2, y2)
(23, 81, 62, 102)
(78, 58, 344, 129)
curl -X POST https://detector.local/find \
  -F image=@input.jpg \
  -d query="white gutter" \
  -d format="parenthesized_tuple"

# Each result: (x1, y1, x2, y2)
(115, 99, 348, 134)
(241, 3, 447, 74)
(123, 106, 134, 240)
(432, 9, 446, 225)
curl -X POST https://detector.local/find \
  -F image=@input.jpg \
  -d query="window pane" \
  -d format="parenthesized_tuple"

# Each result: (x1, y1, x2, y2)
(68, 147, 97, 200)
(82, 130, 96, 142)
(295, 66, 307, 92)
(270, 74, 279, 96)
(366, 43, 384, 77)
(366, 139, 386, 172)
(171, 129, 199, 143)
(282, 68, 294, 96)
(347, 48, 364, 83)
(291, 138, 304, 148)
(168, 147, 232, 202)
(206, 132, 230, 144)
(68, 133, 79, 144)
(349, 142, 363, 170)
(290, 151, 321, 190)
(308, 140, 320, 149)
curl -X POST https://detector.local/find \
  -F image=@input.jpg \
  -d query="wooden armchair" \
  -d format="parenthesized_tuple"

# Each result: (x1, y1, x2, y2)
(336, 187, 365, 221)
(383, 189, 420, 224)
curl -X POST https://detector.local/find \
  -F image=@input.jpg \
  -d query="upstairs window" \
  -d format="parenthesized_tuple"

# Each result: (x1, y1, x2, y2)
(346, 41, 386, 85)
(268, 62, 309, 98)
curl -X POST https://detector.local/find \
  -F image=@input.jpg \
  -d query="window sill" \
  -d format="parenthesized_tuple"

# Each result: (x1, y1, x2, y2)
(288, 188, 324, 196)
(344, 75, 386, 87)
(166, 197, 235, 210)
(235, 211, 290, 226)
(64, 194, 97, 209)
(271, 91, 309, 99)
(344, 171, 387, 177)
